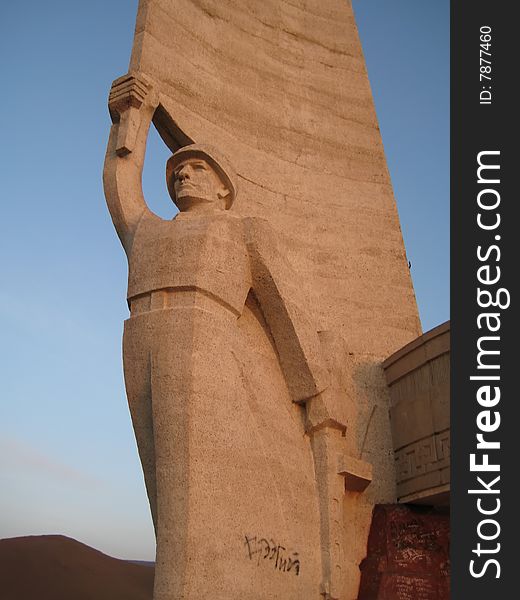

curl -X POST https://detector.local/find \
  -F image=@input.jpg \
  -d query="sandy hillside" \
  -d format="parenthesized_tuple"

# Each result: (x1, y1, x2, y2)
(0, 535, 154, 600)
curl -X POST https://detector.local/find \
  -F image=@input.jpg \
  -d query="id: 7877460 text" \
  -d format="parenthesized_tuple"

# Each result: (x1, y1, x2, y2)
(480, 25, 492, 105)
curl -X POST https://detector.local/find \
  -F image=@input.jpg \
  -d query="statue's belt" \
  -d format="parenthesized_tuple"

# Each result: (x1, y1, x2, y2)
(128, 287, 240, 319)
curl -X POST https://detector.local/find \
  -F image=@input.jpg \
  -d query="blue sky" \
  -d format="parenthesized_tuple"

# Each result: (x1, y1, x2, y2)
(0, 1, 448, 560)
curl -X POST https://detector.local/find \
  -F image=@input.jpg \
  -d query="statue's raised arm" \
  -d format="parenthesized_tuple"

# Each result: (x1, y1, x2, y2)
(103, 73, 158, 254)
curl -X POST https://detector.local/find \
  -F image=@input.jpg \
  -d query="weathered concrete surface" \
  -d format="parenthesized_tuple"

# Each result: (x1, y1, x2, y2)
(383, 322, 450, 505)
(358, 505, 450, 600)
(104, 1, 422, 599)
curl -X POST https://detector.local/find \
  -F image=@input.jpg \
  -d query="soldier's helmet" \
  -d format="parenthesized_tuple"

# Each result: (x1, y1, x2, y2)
(166, 143, 237, 209)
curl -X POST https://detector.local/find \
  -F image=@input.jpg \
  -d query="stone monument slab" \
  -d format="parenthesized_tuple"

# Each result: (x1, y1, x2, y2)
(103, 2, 422, 598)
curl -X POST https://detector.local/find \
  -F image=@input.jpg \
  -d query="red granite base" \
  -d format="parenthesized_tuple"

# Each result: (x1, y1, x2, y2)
(358, 504, 450, 600)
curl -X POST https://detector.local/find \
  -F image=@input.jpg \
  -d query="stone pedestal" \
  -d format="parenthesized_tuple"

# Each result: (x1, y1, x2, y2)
(358, 505, 450, 600)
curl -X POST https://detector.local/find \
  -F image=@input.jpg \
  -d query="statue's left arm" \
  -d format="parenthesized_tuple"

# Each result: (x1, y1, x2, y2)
(103, 73, 159, 254)
(244, 217, 329, 404)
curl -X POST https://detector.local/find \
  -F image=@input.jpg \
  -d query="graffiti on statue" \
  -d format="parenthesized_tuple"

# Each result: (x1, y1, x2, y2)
(244, 535, 301, 576)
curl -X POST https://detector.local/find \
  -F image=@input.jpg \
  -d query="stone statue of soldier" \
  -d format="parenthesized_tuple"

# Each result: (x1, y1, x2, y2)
(104, 72, 370, 600)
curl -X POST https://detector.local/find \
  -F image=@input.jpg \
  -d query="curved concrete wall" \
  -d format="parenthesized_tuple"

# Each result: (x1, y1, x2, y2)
(383, 322, 450, 505)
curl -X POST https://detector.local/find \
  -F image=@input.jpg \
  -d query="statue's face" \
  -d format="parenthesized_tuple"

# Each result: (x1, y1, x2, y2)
(173, 158, 228, 211)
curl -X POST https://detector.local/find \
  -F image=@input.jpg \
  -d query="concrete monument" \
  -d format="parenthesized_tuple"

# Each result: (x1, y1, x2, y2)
(104, 2, 422, 599)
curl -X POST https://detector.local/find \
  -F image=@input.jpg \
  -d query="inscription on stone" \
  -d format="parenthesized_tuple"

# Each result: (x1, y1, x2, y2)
(391, 574, 437, 600)
(358, 505, 450, 600)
